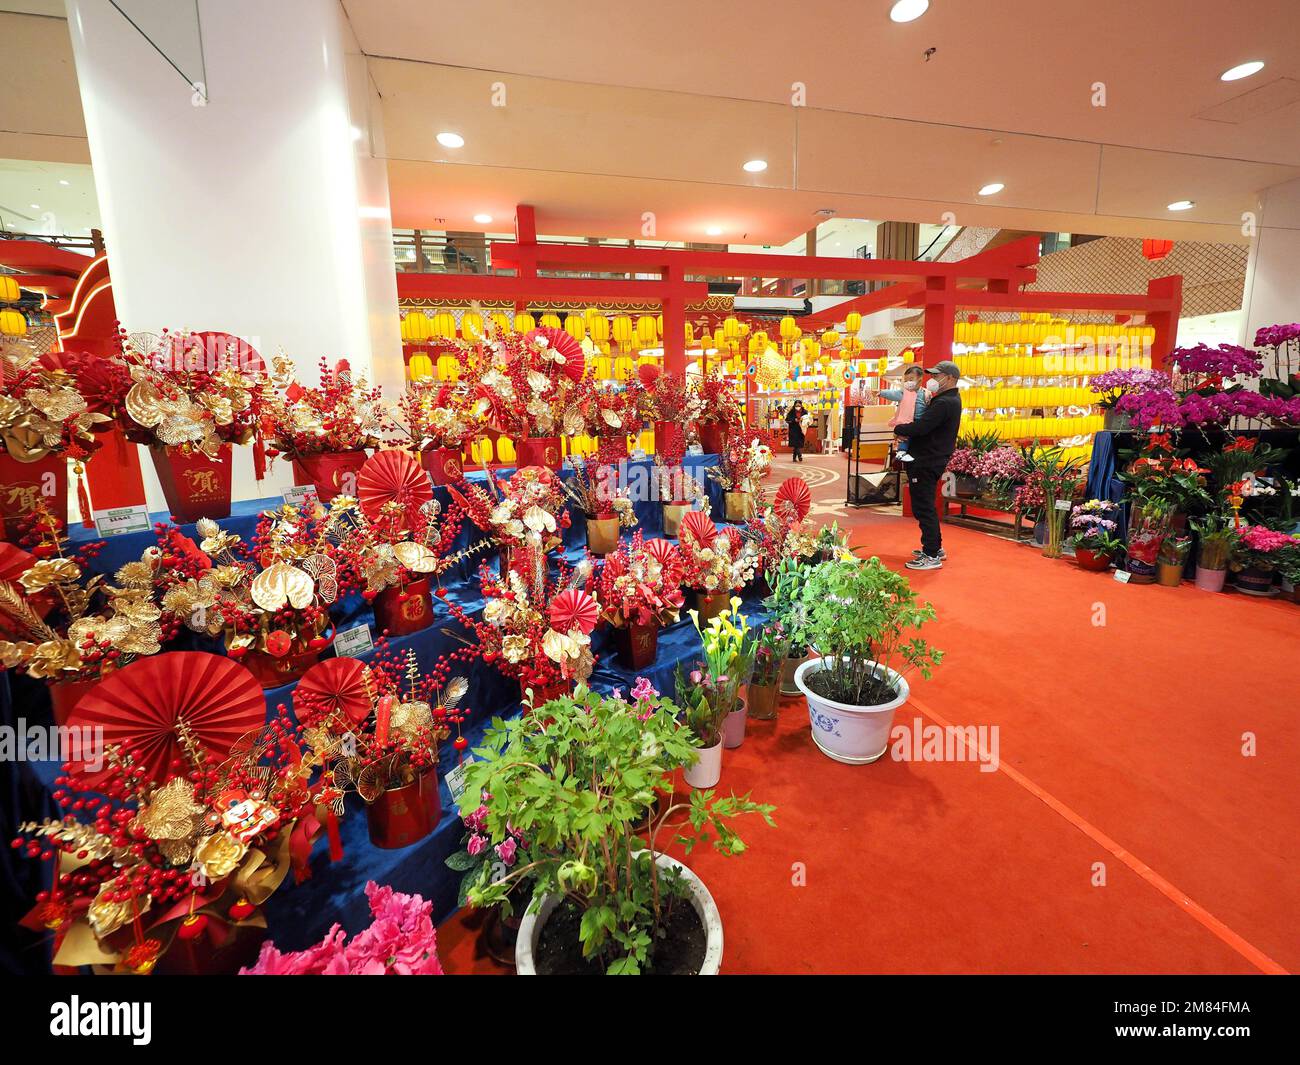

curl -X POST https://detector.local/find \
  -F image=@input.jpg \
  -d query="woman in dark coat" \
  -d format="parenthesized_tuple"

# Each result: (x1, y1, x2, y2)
(786, 401, 807, 462)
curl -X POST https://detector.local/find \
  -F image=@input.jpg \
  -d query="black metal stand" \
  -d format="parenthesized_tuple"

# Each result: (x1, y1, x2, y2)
(844, 406, 901, 508)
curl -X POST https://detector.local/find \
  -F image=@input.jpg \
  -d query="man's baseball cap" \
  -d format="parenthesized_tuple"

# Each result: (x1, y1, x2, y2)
(925, 360, 962, 379)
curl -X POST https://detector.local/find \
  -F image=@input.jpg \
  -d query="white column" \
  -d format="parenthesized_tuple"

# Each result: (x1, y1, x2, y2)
(65, 0, 403, 505)
(1241, 177, 1300, 347)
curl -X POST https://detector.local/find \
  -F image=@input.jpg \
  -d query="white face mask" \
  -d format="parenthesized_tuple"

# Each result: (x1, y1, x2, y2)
(902, 379, 920, 392)
(925, 379, 941, 394)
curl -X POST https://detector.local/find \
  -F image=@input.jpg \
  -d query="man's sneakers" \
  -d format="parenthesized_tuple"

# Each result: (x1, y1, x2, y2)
(898, 451, 914, 462)
(910, 548, 947, 561)
(905, 553, 943, 570)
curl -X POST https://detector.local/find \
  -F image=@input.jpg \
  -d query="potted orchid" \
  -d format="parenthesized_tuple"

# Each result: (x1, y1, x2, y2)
(1067, 499, 1123, 571)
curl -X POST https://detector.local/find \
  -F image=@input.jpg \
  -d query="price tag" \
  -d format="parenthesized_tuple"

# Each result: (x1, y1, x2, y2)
(282, 484, 319, 506)
(333, 624, 373, 657)
(630, 448, 647, 461)
(1054, 499, 1071, 511)
(93, 504, 151, 537)
(686, 443, 704, 456)
(1113, 569, 1131, 584)
(445, 758, 473, 801)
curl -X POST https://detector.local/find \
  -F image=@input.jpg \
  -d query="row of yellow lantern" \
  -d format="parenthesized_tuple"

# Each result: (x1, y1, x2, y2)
(0, 275, 26, 336)
(954, 319, 1157, 347)
(952, 352, 1153, 377)
(962, 386, 1100, 408)
(962, 413, 1105, 439)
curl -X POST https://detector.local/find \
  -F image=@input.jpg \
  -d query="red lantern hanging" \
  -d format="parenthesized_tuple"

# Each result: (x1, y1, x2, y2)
(1141, 239, 1174, 262)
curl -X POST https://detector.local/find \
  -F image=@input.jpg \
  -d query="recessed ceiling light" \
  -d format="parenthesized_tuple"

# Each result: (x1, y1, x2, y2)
(29, 203, 39, 210)
(889, 0, 929, 23)
(1167, 199, 1196, 211)
(473, 213, 493, 224)
(58, 179, 70, 186)
(1220, 61, 1264, 82)
(977, 182, 1004, 196)
(350, 125, 363, 141)
(743, 159, 768, 173)
(706, 226, 723, 236)
(436, 131, 465, 149)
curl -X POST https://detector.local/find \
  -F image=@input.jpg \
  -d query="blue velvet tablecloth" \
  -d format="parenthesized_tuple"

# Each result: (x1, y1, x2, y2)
(0, 453, 777, 970)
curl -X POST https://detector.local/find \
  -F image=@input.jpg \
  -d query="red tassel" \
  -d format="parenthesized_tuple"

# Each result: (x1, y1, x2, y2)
(253, 432, 267, 482)
(75, 465, 93, 528)
(326, 810, 343, 862)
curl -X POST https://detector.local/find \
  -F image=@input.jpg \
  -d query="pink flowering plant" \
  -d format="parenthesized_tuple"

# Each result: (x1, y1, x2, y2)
(241, 881, 443, 975)
(455, 683, 773, 973)
(447, 792, 534, 908)
(1231, 525, 1299, 573)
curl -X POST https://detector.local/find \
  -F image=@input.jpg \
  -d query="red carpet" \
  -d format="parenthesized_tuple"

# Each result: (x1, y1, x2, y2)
(439, 455, 1299, 974)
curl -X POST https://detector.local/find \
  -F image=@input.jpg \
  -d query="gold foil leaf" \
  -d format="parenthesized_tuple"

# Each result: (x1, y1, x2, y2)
(250, 562, 314, 611)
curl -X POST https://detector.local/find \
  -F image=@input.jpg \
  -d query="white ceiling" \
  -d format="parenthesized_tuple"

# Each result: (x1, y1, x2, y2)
(3, 2, 1298, 247)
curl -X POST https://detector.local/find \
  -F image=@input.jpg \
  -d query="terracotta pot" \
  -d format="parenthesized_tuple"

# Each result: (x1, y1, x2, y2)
(365, 770, 441, 849)
(373, 578, 434, 636)
(662, 502, 689, 537)
(149, 444, 232, 523)
(515, 436, 563, 470)
(241, 646, 319, 689)
(49, 677, 97, 727)
(694, 589, 732, 622)
(780, 652, 806, 696)
(292, 449, 368, 501)
(747, 681, 780, 721)
(0, 452, 67, 542)
(697, 422, 728, 456)
(1232, 565, 1276, 597)
(724, 490, 754, 522)
(421, 447, 465, 486)
(1074, 548, 1112, 572)
(586, 515, 621, 556)
(1194, 566, 1227, 593)
(1156, 561, 1184, 587)
(613, 621, 659, 670)
(654, 421, 684, 459)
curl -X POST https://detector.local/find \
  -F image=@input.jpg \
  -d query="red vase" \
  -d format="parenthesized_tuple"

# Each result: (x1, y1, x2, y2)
(420, 447, 465, 485)
(697, 422, 728, 455)
(654, 421, 684, 458)
(242, 647, 319, 689)
(365, 770, 441, 849)
(291, 449, 368, 501)
(49, 677, 97, 726)
(0, 452, 68, 541)
(153, 920, 268, 976)
(514, 436, 563, 470)
(598, 433, 629, 460)
(1074, 548, 1113, 572)
(373, 578, 434, 636)
(149, 445, 232, 523)
(613, 622, 660, 669)
(524, 679, 573, 706)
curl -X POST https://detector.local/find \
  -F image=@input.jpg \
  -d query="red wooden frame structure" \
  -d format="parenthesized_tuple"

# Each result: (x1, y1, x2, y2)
(396, 205, 1184, 373)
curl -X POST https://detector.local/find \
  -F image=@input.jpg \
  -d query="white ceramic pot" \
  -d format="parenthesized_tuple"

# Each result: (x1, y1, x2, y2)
(721, 706, 746, 749)
(683, 740, 722, 788)
(794, 656, 909, 764)
(516, 852, 723, 975)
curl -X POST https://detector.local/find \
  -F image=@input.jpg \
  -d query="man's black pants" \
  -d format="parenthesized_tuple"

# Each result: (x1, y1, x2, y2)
(907, 461, 944, 557)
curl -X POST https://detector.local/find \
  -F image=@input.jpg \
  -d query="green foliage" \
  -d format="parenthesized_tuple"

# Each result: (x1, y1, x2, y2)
(1190, 512, 1238, 570)
(797, 557, 943, 706)
(957, 428, 1004, 454)
(763, 555, 816, 649)
(458, 686, 774, 974)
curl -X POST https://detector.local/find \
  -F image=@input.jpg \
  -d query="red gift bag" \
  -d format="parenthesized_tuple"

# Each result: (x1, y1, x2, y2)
(291, 449, 368, 501)
(420, 447, 465, 486)
(514, 436, 563, 470)
(149, 445, 233, 524)
(0, 452, 67, 541)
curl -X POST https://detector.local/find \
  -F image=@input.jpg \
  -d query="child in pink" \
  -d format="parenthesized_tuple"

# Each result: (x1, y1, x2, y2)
(878, 364, 927, 463)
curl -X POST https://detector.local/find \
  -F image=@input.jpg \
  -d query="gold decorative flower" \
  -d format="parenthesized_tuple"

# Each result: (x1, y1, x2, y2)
(24, 639, 81, 679)
(501, 633, 530, 664)
(195, 830, 249, 880)
(89, 879, 150, 938)
(251, 562, 315, 611)
(19, 558, 81, 594)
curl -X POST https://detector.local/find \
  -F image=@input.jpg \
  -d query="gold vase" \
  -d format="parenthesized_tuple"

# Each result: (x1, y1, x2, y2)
(586, 516, 621, 556)
(724, 490, 754, 522)
(662, 503, 689, 537)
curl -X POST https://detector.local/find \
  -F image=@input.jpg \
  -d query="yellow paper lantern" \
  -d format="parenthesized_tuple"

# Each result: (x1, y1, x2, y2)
(779, 316, 799, 343)
(539, 313, 562, 330)
(513, 312, 536, 333)
(401, 311, 432, 343)
(612, 315, 634, 349)
(564, 314, 586, 342)
(722, 316, 741, 342)
(588, 315, 610, 344)
(635, 315, 658, 347)
(0, 276, 21, 303)
(431, 311, 457, 339)
(845, 310, 862, 334)
(490, 312, 511, 335)
(407, 353, 433, 380)
(460, 311, 483, 341)
(0, 309, 28, 337)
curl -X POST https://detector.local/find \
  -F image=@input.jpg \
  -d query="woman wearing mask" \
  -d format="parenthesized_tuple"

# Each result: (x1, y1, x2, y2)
(786, 400, 808, 462)
(877, 364, 927, 463)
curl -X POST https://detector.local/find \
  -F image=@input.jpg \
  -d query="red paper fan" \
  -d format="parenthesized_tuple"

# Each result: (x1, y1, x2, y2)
(67, 652, 264, 786)
(0, 542, 34, 584)
(357, 449, 434, 525)
(774, 477, 812, 522)
(643, 538, 678, 566)
(0, 543, 50, 638)
(637, 363, 661, 387)
(295, 657, 373, 726)
(527, 326, 586, 382)
(678, 510, 717, 548)
(549, 588, 599, 635)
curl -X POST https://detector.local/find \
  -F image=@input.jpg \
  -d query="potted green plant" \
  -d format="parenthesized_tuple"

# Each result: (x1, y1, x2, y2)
(457, 683, 774, 975)
(793, 557, 943, 764)
(1191, 513, 1237, 593)
(1229, 525, 1297, 596)
(674, 663, 725, 788)
(763, 556, 815, 695)
(1066, 499, 1123, 571)
(1156, 533, 1192, 587)
(747, 621, 791, 721)
(1126, 491, 1172, 583)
